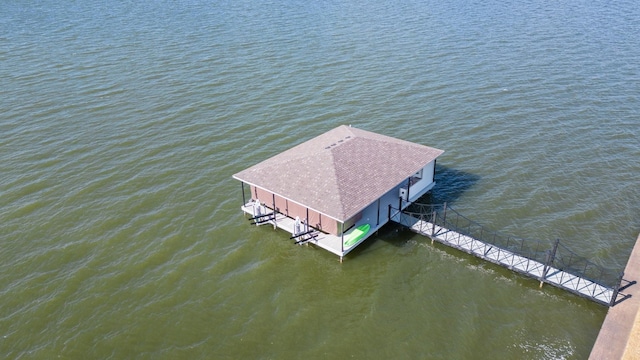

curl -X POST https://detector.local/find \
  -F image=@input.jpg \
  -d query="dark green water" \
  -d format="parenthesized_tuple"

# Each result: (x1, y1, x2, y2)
(1, 1, 639, 358)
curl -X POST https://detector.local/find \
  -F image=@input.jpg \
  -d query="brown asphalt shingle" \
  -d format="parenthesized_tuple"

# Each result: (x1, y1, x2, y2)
(233, 125, 444, 221)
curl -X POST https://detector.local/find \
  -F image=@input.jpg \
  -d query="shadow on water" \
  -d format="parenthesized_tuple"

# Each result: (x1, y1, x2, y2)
(376, 164, 481, 249)
(345, 224, 405, 257)
(418, 164, 481, 206)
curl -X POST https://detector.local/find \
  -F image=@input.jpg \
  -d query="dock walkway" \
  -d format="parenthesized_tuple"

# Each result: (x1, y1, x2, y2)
(391, 205, 624, 306)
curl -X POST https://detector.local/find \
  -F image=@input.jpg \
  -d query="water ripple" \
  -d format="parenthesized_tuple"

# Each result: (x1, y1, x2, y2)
(1, 0, 638, 358)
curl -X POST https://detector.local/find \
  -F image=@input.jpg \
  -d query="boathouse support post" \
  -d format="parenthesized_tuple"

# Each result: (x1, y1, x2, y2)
(341, 222, 344, 254)
(433, 159, 437, 182)
(306, 208, 309, 233)
(377, 199, 381, 226)
(272, 194, 276, 229)
(241, 182, 246, 205)
(406, 178, 411, 204)
(540, 239, 560, 288)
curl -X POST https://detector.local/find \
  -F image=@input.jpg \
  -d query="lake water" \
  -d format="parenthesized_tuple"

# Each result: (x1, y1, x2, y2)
(1, 1, 639, 358)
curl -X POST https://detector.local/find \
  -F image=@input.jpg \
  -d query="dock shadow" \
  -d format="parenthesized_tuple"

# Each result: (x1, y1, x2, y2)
(416, 164, 481, 206)
(381, 164, 481, 248)
(614, 293, 632, 306)
(613, 279, 637, 306)
(619, 279, 636, 292)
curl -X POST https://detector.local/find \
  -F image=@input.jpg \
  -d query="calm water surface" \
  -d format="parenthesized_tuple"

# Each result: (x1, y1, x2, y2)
(1, 1, 639, 359)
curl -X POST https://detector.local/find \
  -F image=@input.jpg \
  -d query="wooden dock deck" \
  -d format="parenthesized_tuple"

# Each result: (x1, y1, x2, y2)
(392, 212, 618, 306)
(240, 203, 380, 259)
(239, 181, 436, 260)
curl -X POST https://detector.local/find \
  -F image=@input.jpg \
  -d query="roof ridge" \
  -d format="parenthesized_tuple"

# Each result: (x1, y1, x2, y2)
(326, 149, 347, 219)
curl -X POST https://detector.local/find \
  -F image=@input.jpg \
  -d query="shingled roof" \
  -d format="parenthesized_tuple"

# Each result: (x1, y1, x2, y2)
(232, 125, 444, 222)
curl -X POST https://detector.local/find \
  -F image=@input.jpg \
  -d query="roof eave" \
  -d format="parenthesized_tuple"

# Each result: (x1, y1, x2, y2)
(232, 177, 346, 223)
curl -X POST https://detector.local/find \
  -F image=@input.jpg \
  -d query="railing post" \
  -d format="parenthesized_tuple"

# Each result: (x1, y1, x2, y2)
(590, 266, 602, 297)
(442, 202, 447, 227)
(540, 239, 560, 288)
(559, 251, 573, 285)
(431, 210, 436, 236)
(581, 261, 589, 284)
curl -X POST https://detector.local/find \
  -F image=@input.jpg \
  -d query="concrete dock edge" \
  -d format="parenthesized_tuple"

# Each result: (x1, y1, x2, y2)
(589, 233, 640, 360)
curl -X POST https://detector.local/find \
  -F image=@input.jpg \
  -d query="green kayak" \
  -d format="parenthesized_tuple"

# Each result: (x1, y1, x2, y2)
(343, 224, 371, 247)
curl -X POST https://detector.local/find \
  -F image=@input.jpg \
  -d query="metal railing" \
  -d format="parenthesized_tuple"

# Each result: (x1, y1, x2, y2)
(390, 202, 624, 306)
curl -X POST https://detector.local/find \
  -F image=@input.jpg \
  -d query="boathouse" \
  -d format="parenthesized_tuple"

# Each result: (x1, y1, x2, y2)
(232, 125, 444, 260)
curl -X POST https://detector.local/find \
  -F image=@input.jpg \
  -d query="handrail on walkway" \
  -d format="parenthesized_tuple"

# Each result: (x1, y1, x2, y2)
(389, 202, 624, 306)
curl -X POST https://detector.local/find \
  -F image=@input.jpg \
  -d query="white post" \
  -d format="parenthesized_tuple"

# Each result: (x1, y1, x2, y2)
(293, 216, 301, 237)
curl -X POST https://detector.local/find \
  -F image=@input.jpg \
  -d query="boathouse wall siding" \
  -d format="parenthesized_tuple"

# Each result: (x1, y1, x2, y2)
(410, 162, 436, 200)
(246, 160, 436, 237)
(250, 185, 340, 235)
(344, 213, 362, 232)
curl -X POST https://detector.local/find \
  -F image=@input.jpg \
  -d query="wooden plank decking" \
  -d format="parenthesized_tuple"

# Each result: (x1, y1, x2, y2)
(393, 212, 616, 306)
